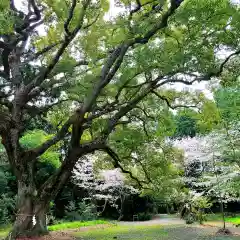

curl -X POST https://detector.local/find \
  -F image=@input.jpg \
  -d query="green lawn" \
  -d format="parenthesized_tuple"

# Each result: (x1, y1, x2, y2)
(48, 220, 108, 231)
(206, 214, 240, 225)
(0, 220, 108, 239)
(0, 230, 8, 239)
(225, 217, 240, 225)
(75, 225, 239, 240)
(75, 225, 168, 240)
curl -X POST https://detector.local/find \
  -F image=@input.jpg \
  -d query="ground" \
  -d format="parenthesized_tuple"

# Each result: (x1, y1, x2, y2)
(75, 225, 239, 240)
(74, 215, 240, 240)
(1, 215, 240, 240)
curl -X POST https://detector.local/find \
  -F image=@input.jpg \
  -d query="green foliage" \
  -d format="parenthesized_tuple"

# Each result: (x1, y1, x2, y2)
(180, 192, 212, 225)
(0, 1, 14, 34)
(197, 100, 221, 133)
(156, 110, 176, 138)
(64, 201, 97, 222)
(137, 212, 153, 221)
(215, 84, 240, 123)
(0, 194, 16, 225)
(0, 170, 7, 195)
(185, 214, 195, 225)
(173, 110, 198, 138)
(20, 130, 53, 149)
(0, 166, 16, 226)
(20, 130, 61, 168)
(35, 161, 58, 187)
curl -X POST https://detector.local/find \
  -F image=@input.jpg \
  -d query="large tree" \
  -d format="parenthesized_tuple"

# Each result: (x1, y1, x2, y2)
(0, 0, 240, 238)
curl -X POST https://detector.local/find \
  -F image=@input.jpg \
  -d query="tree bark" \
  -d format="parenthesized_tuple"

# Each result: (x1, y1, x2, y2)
(6, 182, 48, 240)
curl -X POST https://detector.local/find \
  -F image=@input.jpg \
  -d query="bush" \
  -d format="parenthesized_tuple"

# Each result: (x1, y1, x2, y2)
(64, 201, 97, 222)
(185, 213, 195, 224)
(0, 194, 16, 225)
(137, 212, 153, 221)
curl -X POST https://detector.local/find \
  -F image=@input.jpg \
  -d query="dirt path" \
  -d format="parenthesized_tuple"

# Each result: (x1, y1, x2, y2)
(203, 221, 240, 235)
(119, 214, 185, 226)
(119, 214, 240, 236)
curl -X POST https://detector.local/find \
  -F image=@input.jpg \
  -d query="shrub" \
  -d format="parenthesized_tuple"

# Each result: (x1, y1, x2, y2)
(0, 194, 16, 225)
(137, 212, 153, 221)
(185, 213, 195, 224)
(64, 201, 97, 222)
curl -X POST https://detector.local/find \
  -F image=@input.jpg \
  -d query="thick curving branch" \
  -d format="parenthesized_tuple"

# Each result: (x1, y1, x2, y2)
(216, 48, 240, 77)
(28, 116, 75, 158)
(103, 146, 149, 188)
(151, 90, 198, 109)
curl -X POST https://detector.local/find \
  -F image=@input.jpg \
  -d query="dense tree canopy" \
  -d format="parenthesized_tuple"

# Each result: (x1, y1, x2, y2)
(0, 0, 240, 239)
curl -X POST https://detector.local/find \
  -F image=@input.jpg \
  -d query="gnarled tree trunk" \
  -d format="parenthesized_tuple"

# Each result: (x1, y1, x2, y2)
(6, 181, 49, 240)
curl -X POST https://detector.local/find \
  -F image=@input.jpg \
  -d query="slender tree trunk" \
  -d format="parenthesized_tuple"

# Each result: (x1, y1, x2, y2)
(6, 182, 49, 240)
(220, 200, 226, 229)
(212, 153, 226, 230)
(117, 195, 125, 221)
(166, 204, 170, 214)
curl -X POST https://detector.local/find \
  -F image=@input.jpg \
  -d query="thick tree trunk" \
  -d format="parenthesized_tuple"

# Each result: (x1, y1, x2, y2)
(6, 182, 49, 240)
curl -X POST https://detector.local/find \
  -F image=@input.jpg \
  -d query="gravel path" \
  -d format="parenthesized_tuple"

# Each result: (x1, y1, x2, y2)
(119, 214, 240, 236)
(119, 214, 185, 226)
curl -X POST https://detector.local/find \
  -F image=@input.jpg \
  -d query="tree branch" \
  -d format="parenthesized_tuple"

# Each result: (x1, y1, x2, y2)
(103, 146, 149, 188)
(28, 116, 75, 158)
(133, 0, 180, 45)
(38, 138, 106, 201)
(28, 0, 41, 23)
(151, 90, 198, 109)
(216, 49, 240, 77)
(25, 0, 91, 94)
(64, 0, 77, 36)
(135, 106, 155, 120)
(75, 0, 181, 128)
(130, 114, 151, 138)
(130, 0, 142, 16)
(25, 99, 70, 117)
(83, 13, 100, 29)
(25, 42, 62, 62)
(124, 155, 152, 184)
(129, 0, 159, 17)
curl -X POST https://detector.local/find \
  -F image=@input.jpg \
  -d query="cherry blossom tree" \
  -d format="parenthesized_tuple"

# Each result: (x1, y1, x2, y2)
(72, 156, 138, 220)
(174, 125, 240, 229)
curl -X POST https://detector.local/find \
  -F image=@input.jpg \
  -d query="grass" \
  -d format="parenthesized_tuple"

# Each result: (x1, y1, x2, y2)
(206, 213, 240, 225)
(75, 224, 240, 240)
(0, 227, 10, 239)
(0, 220, 108, 239)
(75, 225, 168, 240)
(206, 213, 224, 221)
(225, 217, 240, 225)
(2, 221, 240, 240)
(48, 220, 108, 231)
(0, 230, 9, 238)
